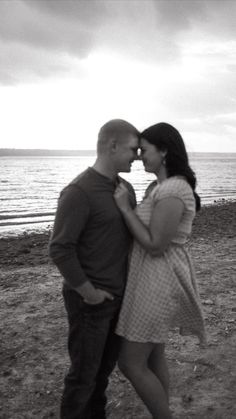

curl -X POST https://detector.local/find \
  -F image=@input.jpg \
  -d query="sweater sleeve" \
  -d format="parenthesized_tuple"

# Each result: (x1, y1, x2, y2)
(49, 184, 90, 288)
(152, 178, 192, 207)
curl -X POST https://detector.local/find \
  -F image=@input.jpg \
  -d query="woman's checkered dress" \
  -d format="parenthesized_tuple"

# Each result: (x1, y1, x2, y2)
(116, 177, 206, 344)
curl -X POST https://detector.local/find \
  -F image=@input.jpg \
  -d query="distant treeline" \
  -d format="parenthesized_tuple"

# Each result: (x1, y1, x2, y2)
(0, 149, 96, 156)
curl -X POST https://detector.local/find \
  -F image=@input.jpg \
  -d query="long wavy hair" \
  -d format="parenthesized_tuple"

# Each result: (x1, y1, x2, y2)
(141, 122, 201, 211)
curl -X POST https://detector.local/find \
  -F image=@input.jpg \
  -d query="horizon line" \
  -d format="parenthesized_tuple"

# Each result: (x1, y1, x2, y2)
(1, 147, 236, 151)
(0, 148, 235, 155)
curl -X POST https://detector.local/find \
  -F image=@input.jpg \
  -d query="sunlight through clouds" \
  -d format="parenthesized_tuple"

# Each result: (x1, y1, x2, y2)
(0, 0, 236, 151)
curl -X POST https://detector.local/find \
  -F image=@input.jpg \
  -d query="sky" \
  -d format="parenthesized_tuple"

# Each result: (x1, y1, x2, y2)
(0, 0, 236, 152)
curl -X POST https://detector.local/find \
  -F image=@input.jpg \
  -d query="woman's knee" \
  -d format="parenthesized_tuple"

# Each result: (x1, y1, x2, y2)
(118, 354, 147, 382)
(118, 340, 155, 380)
(118, 356, 130, 377)
(118, 355, 138, 380)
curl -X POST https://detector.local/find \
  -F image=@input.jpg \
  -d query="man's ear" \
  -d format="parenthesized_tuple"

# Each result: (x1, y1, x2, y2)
(110, 139, 117, 153)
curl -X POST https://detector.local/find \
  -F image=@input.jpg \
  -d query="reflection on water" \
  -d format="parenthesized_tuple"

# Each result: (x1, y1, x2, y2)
(0, 153, 236, 237)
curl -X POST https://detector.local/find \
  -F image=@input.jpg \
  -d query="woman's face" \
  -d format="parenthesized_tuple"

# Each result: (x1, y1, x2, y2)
(140, 138, 165, 174)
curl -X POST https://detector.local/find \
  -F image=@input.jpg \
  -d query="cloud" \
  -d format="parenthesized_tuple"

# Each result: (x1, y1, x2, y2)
(28, 0, 108, 24)
(0, 0, 236, 152)
(0, 1, 197, 86)
(0, 0, 236, 85)
(154, 0, 207, 32)
(25, 0, 181, 64)
(0, 0, 96, 55)
(0, 38, 88, 85)
(155, 0, 236, 38)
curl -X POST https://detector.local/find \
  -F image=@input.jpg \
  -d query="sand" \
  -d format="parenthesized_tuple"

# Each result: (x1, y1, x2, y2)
(0, 201, 236, 418)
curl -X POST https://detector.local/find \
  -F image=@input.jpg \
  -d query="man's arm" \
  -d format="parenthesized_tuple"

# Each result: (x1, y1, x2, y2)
(49, 185, 113, 303)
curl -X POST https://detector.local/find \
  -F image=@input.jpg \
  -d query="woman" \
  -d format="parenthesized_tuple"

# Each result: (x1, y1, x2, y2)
(114, 122, 206, 419)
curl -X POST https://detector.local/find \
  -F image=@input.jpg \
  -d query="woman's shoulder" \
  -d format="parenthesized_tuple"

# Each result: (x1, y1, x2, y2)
(163, 176, 191, 191)
(154, 176, 193, 201)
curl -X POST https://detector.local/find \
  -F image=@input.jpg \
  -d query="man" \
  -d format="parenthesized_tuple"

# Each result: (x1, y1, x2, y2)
(49, 119, 139, 419)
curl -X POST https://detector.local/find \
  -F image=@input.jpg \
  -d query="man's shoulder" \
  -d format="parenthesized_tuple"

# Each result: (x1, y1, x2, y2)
(70, 168, 92, 186)
(60, 168, 92, 198)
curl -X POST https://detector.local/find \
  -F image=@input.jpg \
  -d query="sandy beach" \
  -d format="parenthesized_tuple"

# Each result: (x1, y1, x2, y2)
(0, 201, 236, 419)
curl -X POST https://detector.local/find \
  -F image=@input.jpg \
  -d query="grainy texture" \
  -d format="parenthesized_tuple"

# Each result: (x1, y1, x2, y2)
(0, 201, 236, 418)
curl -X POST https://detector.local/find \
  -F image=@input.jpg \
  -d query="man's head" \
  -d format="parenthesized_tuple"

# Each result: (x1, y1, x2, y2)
(97, 119, 140, 173)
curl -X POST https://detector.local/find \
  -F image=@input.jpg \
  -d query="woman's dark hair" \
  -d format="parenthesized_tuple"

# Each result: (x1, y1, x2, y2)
(141, 122, 201, 211)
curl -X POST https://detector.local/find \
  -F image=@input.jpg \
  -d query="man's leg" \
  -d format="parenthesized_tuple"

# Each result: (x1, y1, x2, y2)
(60, 287, 121, 419)
(90, 308, 121, 419)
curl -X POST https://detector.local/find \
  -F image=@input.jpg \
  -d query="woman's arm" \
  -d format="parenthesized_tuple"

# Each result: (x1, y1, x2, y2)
(114, 183, 184, 256)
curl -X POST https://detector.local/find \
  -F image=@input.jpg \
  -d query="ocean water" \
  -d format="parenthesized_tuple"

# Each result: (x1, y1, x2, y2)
(0, 153, 235, 237)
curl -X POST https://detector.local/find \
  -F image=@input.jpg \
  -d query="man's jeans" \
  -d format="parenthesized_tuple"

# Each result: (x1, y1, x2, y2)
(60, 287, 122, 419)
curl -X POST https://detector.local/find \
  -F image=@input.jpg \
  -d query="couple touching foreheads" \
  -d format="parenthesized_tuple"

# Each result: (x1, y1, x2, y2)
(49, 119, 206, 419)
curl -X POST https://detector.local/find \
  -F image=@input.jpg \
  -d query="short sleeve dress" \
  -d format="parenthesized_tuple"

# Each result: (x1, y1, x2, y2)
(116, 176, 206, 344)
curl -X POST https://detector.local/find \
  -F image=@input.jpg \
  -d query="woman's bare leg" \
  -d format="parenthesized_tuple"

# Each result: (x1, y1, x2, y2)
(148, 343, 170, 402)
(118, 339, 172, 419)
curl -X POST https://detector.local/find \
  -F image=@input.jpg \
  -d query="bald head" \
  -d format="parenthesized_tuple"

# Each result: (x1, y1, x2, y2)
(97, 119, 139, 154)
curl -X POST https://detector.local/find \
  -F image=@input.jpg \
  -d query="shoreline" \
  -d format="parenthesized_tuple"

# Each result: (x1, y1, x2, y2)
(0, 200, 235, 268)
(1, 198, 236, 239)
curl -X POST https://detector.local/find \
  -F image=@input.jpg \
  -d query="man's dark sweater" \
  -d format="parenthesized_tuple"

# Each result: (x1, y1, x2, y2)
(49, 167, 136, 297)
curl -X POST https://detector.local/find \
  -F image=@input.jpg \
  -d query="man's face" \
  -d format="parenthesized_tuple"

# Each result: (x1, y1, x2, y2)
(113, 134, 139, 173)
